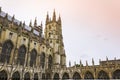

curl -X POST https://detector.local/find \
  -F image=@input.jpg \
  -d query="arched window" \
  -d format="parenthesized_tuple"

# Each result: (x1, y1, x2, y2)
(62, 72, 69, 79)
(17, 45, 26, 66)
(112, 69, 120, 79)
(53, 73, 59, 80)
(0, 40, 13, 63)
(84, 71, 94, 79)
(73, 72, 81, 79)
(12, 71, 20, 80)
(30, 49, 37, 67)
(0, 70, 7, 80)
(46, 73, 51, 80)
(24, 72, 30, 80)
(34, 73, 38, 80)
(98, 70, 109, 79)
(42, 73, 45, 79)
(48, 55, 52, 69)
(40, 52, 45, 69)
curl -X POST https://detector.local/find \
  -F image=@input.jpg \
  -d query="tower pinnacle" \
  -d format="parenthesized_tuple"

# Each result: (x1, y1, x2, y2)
(58, 14, 61, 24)
(34, 17, 37, 27)
(46, 12, 49, 24)
(52, 9, 56, 22)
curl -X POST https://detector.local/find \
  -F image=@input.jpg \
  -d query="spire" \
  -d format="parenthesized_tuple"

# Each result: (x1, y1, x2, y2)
(34, 17, 37, 27)
(80, 59, 82, 65)
(52, 9, 56, 22)
(58, 14, 61, 24)
(114, 57, 116, 60)
(69, 61, 71, 67)
(0, 7, 1, 12)
(12, 15, 15, 22)
(46, 12, 49, 24)
(40, 21, 43, 27)
(29, 20, 32, 27)
(5, 13, 8, 18)
(92, 58, 94, 66)
(106, 56, 108, 61)
(99, 59, 101, 63)
(23, 21, 25, 28)
(86, 60, 88, 66)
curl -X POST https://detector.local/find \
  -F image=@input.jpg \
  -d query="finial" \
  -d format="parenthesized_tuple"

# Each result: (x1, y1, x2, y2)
(99, 59, 101, 63)
(19, 21, 22, 26)
(40, 22, 42, 27)
(12, 15, 15, 22)
(34, 17, 37, 27)
(74, 61, 76, 66)
(58, 14, 61, 24)
(80, 59, 82, 65)
(0, 7, 1, 12)
(69, 61, 71, 67)
(92, 58, 94, 66)
(23, 21, 25, 27)
(46, 12, 49, 24)
(106, 56, 108, 61)
(52, 9, 56, 21)
(86, 60, 88, 66)
(5, 13, 8, 18)
(29, 20, 32, 27)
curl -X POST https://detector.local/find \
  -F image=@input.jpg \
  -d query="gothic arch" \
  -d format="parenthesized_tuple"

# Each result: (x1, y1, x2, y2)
(40, 52, 45, 69)
(42, 73, 45, 79)
(30, 49, 37, 67)
(73, 72, 81, 79)
(84, 71, 94, 79)
(46, 73, 51, 79)
(24, 72, 30, 80)
(17, 45, 26, 66)
(0, 40, 14, 63)
(34, 73, 38, 80)
(53, 73, 59, 80)
(62, 72, 69, 79)
(112, 69, 120, 79)
(98, 70, 109, 79)
(0, 70, 8, 80)
(12, 71, 20, 80)
(48, 55, 52, 69)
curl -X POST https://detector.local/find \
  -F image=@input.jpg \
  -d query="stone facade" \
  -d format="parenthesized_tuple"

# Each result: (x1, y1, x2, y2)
(0, 7, 120, 80)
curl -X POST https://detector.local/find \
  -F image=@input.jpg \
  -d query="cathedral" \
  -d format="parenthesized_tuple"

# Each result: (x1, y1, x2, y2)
(0, 7, 120, 80)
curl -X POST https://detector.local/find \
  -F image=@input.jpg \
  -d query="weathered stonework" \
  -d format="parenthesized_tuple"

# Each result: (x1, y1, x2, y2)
(0, 7, 120, 80)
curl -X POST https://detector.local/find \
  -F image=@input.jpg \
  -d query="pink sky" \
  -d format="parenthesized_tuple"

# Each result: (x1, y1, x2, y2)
(0, 0, 120, 66)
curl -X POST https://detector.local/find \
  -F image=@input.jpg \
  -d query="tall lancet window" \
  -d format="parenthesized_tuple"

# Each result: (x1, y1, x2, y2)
(0, 40, 13, 63)
(48, 55, 52, 69)
(30, 49, 37, 67)
(40, 52, 45, 69)
(17, 45, 26, 66)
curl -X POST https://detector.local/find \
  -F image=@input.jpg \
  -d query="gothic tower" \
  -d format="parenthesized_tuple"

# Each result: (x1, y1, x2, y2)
(44, 10, 66, 68)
